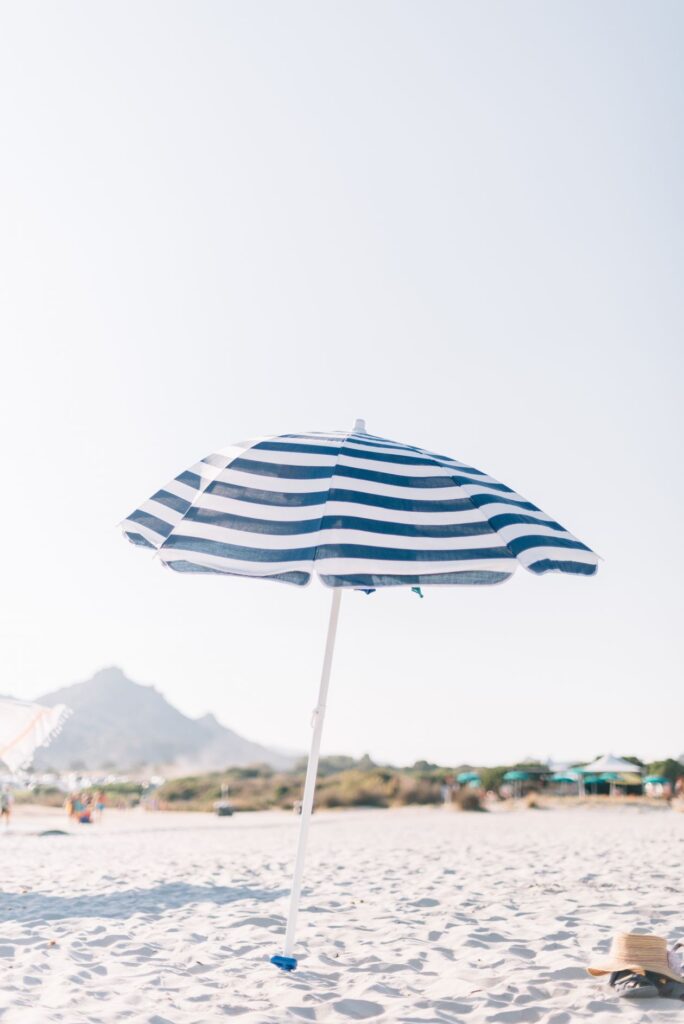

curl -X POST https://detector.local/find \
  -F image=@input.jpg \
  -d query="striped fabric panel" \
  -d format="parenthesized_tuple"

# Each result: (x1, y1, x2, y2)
(121, 440, 260, 549)
(121, 429, 598, 587)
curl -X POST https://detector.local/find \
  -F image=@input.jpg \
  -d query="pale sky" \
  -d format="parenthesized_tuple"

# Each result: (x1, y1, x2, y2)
(1, 1, 682, 767)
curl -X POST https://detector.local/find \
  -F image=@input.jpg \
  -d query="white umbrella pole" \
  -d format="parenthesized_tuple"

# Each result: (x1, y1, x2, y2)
(272, 587, 342, 972)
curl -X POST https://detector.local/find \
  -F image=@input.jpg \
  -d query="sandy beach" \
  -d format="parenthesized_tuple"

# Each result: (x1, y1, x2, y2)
(0, 805, 682, 1023)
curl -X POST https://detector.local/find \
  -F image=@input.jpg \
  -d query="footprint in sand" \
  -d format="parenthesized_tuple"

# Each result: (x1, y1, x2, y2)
(541, 966, 586, 981)
(486, 1009, 543, 1023)
(333, 999, 384, 1019)
(288, 1009, 316, 1021)
(508, 945, 535, 960)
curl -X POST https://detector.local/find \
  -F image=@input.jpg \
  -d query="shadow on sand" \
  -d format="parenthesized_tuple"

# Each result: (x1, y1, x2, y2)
(0, 882, 286, 923)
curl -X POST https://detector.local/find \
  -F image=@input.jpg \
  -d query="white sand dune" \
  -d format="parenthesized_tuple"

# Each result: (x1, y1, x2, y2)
(1, 805, 682, 1022)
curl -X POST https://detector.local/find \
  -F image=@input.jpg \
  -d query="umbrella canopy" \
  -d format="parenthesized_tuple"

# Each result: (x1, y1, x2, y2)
(550, 771, 579, 783)
(457, 771, 481, 784)
(503, 770, 533, 781)
(121, 423, 599, 587)
(121, 420, 598, 971)
(578, 754, 643, 775)
(644, 775, 669, 785)
(0, 698, 70, 773)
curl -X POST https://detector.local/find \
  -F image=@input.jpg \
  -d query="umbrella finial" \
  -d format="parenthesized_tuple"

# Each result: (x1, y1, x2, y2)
(353, 418, 367, 433)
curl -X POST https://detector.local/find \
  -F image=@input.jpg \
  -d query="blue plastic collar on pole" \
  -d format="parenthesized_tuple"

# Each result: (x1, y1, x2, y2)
(271, 954, 298, 972)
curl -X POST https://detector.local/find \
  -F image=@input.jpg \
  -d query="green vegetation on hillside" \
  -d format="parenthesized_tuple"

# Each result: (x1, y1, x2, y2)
(15, 754, 683, 813)
(14, 781, 144, 809)
(153, 753, 684, 812)
(647, 759, 684, 783)
(13, 785, 65, 808)
(156, 756, 451, 812)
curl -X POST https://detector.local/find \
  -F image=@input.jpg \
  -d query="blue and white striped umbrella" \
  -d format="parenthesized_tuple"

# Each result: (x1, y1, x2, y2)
(121, 420, 598, 587)
(120, 419, 598, 972)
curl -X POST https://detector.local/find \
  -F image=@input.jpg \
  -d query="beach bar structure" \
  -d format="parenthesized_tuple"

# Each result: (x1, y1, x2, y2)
(576, 754, 643, 796)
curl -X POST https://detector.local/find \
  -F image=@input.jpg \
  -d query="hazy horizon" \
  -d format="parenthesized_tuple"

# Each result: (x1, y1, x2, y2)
(1, 2, 682, 766)
(22, 662, 681, 771)
(15, 655, 679, 770)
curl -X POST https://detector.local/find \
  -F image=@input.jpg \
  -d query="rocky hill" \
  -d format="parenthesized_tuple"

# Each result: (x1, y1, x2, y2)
(31, 666, 292, 773)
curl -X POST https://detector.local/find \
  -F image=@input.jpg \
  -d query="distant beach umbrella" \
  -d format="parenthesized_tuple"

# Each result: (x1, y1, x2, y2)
(550, 771, 579, 784)
(121, 419, 598, 971)
(457, 771, 481, 784)
(502, 769, 535, 800)
(0, 698, 70, 773)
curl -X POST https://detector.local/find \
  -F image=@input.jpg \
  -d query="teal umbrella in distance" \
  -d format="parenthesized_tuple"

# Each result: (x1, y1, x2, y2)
(550, 772, 579, 784)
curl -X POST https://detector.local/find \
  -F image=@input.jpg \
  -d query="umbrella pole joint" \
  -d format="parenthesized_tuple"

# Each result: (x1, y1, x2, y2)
(271, 587, 342, 972)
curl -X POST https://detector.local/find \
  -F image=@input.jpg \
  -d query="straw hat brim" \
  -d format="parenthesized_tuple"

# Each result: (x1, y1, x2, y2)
(588, 959, 684, 983)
